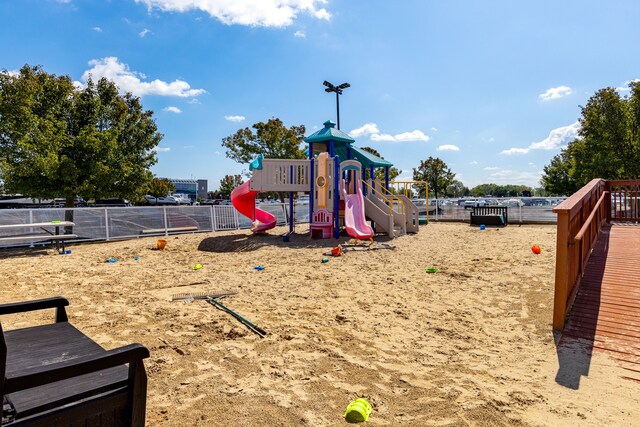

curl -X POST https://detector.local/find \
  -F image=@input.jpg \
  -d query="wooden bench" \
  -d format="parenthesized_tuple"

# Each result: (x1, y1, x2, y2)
(1, 297, 149, 426)
(139, 226, 198, 235)
(470, 206, 508, 227)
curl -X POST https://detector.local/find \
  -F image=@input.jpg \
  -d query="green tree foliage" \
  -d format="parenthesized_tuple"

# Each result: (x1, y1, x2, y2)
(446, 180, 469, 197)
(541, 81, 640, 194)
(540, 149, 578, 196)
(412, 157, 455, 199)
(146, 177, 175, 199)
(360, 146, 401, 182)
(218, 174, 244, 198)
(469, 183, 532, 197)
(0, 65, 162, 207)
(221, 118, 306, 164)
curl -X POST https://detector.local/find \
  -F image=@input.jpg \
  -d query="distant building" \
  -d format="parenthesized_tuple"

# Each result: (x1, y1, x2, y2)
(197, 179, 208, 200)
(165, 178, 207, 201)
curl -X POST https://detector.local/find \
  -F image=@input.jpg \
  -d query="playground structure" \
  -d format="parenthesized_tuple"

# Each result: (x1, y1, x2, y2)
(231, 120, 421, 240)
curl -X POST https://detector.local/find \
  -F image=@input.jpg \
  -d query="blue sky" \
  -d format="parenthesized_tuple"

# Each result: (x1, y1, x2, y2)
(2, 0, 639, 190)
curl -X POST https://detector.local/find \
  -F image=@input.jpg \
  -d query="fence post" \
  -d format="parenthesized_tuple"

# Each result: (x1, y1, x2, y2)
(234, 207, 240, 230)
(209, 205, 215, 232)
(104, 208, 110, 241)
(163, 206, 169, 236)
(553, 210, 570, 331)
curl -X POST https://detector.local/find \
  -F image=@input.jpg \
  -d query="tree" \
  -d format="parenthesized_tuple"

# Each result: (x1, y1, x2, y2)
(221, 118, 306, 164)
(0, 65, 162, 207)
(413, 157, 455, 199)
(218, 174, 244, 198)
(222, 118, 306, 202)
(541, 81, 640, 192)
(446, 180, 469, 197)
(360, 147, 401, 182)
(540, 149, 578, 196)
(146, 177, 175, 199)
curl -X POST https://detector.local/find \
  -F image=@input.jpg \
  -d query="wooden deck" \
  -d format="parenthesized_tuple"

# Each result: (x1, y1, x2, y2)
(563, 223, 640, 382)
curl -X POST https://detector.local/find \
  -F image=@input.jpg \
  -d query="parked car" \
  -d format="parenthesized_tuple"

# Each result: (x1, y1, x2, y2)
(93, 198, 131, 207)
(171, 193, 192, 205)
(463, 199, 487, 209)
(144, 195, 178, 205)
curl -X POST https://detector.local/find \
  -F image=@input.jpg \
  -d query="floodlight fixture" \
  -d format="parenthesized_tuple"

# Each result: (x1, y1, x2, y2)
(322, 80, 350, 129)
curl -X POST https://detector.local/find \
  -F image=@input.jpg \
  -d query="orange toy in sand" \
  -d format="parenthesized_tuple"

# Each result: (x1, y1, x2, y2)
(531, 245, 541, 254)
(324, 245, 343, 257)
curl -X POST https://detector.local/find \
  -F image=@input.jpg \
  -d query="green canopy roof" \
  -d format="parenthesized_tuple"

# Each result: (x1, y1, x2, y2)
(335, 145, 393, 168)
(304, 120, 355, 144)
(304, 120, 393, 169)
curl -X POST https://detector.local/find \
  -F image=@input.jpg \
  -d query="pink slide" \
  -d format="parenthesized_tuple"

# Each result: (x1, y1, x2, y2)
(341, 180, 374, 240)
(231, 181, 276, 233)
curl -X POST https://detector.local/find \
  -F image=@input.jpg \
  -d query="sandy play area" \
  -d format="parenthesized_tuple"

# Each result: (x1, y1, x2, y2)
(1, 222, 637, 426)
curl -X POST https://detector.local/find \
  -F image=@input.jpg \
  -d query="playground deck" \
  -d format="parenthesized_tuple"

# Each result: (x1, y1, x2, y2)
(562, 223, 640, 382)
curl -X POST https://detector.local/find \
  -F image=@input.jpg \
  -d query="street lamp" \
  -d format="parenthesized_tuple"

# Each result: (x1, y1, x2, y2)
(323, 80, 350, 129)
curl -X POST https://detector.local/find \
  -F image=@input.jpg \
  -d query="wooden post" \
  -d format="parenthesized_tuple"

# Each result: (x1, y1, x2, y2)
(128, 360, 148, 427)
(553, 210, 570, 331)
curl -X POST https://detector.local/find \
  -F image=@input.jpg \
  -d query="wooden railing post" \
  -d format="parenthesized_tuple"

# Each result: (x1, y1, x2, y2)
(553, 210, 571, 331)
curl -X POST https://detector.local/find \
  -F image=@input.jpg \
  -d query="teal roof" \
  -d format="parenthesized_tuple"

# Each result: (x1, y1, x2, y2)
(334, 145, 393, 168)
(304, 120, 355, 144)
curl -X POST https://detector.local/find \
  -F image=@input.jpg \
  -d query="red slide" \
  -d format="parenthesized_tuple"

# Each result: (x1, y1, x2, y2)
(231, 181, 276, 233)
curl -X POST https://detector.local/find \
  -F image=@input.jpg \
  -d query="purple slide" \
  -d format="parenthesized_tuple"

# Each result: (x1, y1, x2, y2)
(341, 179, 374, 239)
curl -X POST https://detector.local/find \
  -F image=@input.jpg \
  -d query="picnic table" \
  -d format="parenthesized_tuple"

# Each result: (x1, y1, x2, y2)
(0, 221, 77, 252)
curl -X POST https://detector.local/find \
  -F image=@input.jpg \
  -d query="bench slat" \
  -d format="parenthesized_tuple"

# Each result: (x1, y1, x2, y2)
(0, 234, 78, 243)
(139, 227, 198, 235)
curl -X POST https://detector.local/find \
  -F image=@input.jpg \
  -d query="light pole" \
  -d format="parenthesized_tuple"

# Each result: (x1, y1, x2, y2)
(323, 80, 350, 129)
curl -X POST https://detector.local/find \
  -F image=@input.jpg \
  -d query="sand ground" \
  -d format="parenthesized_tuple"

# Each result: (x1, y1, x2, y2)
(1, 222, 637, 426)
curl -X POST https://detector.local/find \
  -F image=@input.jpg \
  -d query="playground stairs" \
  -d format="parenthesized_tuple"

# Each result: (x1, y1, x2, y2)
(394, 193, 420, 233)
(364, 191, 406, 238)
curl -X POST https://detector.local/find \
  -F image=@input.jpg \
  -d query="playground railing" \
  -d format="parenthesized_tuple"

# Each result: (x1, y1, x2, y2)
(362, 180, 404, 218)
(252, 159, 311, 192)
(551, 178, 608, 331)
(372, 180, 407, 216)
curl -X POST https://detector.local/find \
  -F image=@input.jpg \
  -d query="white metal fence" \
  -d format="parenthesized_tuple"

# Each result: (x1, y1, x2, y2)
(0, 203, 306, 249)
(0, 198, 561, 249)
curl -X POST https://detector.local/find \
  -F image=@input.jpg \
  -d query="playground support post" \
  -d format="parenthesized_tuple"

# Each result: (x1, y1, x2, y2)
(334, 155, 340, 239)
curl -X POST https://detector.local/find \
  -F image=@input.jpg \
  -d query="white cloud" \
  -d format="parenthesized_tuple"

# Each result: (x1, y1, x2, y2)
(224, 115, 246, 122)
(349, 123, 429, 142)
(430, 127, 438, 132)
(437, 144, 460, 152)
(394, 130, 430, 142)
(163, 106, 182, 113)
(500, 147, 530, 155)
(616, 79, 640, 93)
(154, 146, 171, 152)
(349, 123, 379, 138)
(490, 170, 543, 186)
(294, 30, 306, 38)
(470, 160, 478, 165)
(501, 121, 580, 155)
(539, 85, 573, 101)
(135, 0, 331, 27)
(93, 26, 103, 32)
(80, 57, 206, 98)
(139, 28, 152, 37)
(528, 121, 579, 150)
(491, 170, 513, 178)
(483, 166, 499, 170)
